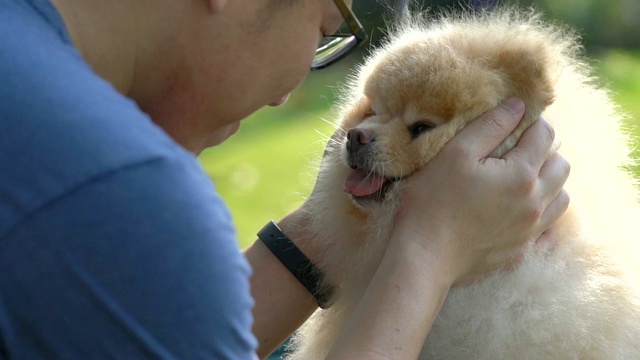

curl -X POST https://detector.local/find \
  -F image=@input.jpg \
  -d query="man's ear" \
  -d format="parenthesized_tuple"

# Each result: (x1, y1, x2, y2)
(208, 0, 229, 13)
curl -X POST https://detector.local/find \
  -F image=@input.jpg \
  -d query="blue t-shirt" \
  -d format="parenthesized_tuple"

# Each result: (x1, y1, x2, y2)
(0, 0, 258, 358)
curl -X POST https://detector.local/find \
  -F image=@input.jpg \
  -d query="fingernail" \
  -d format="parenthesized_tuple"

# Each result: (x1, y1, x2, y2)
(503, 97, 525, 115)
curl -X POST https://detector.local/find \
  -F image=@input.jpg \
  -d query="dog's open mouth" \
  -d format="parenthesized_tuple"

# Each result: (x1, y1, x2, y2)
(344, 168, 398, 203)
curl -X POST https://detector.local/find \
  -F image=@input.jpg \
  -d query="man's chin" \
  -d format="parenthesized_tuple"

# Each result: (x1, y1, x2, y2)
(269, 93, 290, 107)
(208, 121, 241, 147)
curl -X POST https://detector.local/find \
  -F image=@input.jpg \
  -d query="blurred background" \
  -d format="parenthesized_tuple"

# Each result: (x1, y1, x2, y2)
(199, 0, 640, 249)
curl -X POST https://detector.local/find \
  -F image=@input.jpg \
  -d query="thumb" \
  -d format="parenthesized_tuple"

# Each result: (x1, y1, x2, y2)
(450, 97, 525, 158)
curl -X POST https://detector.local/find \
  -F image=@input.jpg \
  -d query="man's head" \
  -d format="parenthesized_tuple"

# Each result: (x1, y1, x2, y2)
(51, 0, 355, 152)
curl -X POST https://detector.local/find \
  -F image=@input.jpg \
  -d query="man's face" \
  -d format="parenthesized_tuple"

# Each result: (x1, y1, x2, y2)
(145, 0, 350, 152)
(214, 0, 349, 121)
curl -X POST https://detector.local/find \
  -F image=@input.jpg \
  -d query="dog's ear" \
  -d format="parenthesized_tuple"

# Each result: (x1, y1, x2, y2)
(487, 43, 558, 157)
(496, 45, 555, 113)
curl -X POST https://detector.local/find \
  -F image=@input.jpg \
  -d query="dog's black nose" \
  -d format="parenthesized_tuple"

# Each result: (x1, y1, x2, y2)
(347, 128, 375, 153)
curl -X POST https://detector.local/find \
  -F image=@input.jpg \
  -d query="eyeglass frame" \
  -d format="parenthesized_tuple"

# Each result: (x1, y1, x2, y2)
(311, 0, 368, 70)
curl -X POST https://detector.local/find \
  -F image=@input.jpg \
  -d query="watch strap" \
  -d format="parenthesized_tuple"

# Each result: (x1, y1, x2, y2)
(257, 220, 332, 308)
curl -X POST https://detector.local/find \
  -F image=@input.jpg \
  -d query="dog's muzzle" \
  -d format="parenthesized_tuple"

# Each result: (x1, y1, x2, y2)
(343, 128, 396, 202)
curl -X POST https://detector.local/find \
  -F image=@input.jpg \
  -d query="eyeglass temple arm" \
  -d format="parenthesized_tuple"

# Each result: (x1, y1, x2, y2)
(334, 0, 368, 42)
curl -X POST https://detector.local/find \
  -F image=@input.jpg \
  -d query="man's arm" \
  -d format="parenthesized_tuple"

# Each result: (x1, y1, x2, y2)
(245, 209, 319, 358)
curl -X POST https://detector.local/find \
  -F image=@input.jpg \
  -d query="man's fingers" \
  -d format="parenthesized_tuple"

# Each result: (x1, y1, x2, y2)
(532, 188, 570, 255)
(450, 97, 525, 158)
(538, 152, 571, 195)
(504, 117, 556, 169)
(537, 151, 571, 225)
(541, 189, 570, 227)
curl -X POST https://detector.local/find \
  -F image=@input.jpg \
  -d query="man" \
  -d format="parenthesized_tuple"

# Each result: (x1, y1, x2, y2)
(0, 0, 569, 358)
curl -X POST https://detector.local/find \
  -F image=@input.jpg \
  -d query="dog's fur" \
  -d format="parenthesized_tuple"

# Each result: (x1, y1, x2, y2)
(287, 7, 640, 360)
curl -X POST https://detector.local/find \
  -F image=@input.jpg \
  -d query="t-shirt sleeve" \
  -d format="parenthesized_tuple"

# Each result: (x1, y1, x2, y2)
(0, 155, 258, 359)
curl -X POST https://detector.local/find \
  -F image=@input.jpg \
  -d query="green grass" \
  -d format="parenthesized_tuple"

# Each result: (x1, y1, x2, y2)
(200, 49, 640, 249)
(198, 69, 347, 248)
(592, 50, 640, 175)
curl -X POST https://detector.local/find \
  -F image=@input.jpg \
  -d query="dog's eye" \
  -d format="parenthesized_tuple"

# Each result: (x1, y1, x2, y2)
(363, 109, 376, 118)
(408, 122, 435, 139)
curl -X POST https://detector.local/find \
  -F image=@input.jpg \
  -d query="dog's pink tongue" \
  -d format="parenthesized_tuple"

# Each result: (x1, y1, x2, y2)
(344, 170, 386, 196)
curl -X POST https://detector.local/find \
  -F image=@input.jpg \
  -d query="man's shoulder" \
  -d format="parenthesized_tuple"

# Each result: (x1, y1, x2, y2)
(0, 83, 201, 237)
(0, 0, 204, 236)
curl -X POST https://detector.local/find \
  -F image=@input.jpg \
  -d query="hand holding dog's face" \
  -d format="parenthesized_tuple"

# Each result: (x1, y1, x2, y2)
(392, 100, 568, 286)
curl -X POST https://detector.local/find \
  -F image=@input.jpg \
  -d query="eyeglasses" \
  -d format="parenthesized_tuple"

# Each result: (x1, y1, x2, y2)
(311, 0, 367, 70)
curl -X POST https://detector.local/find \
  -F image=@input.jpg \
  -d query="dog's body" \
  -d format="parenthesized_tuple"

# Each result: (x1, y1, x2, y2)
(287, 8, 640, 360)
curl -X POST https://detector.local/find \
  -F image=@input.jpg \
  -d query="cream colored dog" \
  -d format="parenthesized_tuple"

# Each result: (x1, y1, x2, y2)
(287, 7, 640, 360)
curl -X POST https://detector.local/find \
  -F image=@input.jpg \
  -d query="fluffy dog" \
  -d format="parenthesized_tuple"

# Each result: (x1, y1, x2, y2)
(287, 7, 640, 360)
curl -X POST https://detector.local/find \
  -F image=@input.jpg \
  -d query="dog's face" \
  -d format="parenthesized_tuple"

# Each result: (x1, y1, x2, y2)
(338, 23, 557, 209)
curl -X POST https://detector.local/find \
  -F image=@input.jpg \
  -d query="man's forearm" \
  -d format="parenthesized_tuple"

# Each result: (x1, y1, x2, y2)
(326, 234, 452, 360)
(244, 210, 320, 358)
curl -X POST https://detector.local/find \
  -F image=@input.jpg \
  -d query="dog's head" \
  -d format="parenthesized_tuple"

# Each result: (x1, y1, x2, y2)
(338, 9, 571, 209)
